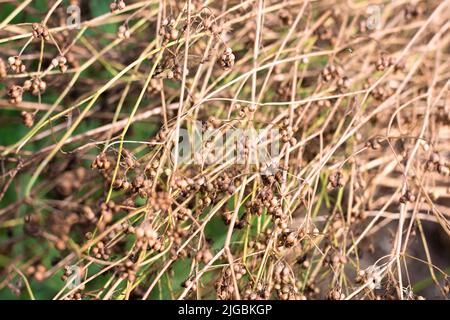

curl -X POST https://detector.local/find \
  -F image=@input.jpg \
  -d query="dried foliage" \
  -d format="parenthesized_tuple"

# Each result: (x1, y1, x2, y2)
(0, 0, 449, 300)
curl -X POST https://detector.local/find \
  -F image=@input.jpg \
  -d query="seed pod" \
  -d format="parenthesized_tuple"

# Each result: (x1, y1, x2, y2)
(218, 47, 235, 71)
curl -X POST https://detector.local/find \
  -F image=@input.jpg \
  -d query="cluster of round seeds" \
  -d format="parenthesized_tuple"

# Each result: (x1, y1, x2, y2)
(8, 85, 24, 104)
(91, 152, 111, 170)
(168, 225, 190, 258)
(46, 211, 79, 250)
(273, 262, 304, 300)
(218, 47, 235, 71)
(117, 259, 138, 282)
(355, 266, 383, 290)
(425, 151, 449, 175)
(246, 186, 287, 230)
(336, 75, 351, 92)
(51, 55, 68, 73)
(243, 282, 270, 300)
(399, 190, 416, 204)
(32, 23, 50, 41)
(194, 247, 213, 264)
(278, 229, 298, 248)
(321, 64, 344, 82)
(280, 119, 296, 145)
(248, 229, 271, 251)
(328, 171, 344, 189)
(316, 98, 333, 108)
(64, 291, 83, 300)
(20, 111, 34, 128)
(159, 18, 179, 42)
(82, 205, 97, 223)
(8, 56, 26, 73)
(23, 77, 46, 96)
(326, 252, 348, 269)
(110, 0, 126, 12)
(375, 54, 395, 71)
(328, 288, 345, 300)
(365, 79, 392, 101)
(146, 78, 162, 94)
(144, 159, 159, 177)
(215, 264, 247, 300)
(404, 3, 423, 21)
(130, 175, 151, 198)
(26, 264, 47, 282)
(117, 25, 131, 39)
(175, 207, 191, 222)
(147, 191, 172, 211)
(112, 177, 131, 191)
(92, 241, 112, 260)
(133, 224, 162, 251)
(221, 210, 246, 229)
(366, 137, 382, 150)
(97, 201, 120, 230)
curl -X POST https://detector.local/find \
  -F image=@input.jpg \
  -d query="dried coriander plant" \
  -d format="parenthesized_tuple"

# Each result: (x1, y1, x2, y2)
(0, 0, 449, 300)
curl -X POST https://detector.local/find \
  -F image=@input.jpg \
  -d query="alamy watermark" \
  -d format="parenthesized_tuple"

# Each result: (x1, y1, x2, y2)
(64, 265, 82, 289)
(366, 5, 382, 30)
(171, 121, 281, 175)
(66, 5, 81, 29)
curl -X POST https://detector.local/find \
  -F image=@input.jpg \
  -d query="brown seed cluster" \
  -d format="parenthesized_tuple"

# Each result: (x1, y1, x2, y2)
(23, 77, 47, 96)
(280, 118, 297, 145)
(1, 0, 448, 301)
(328, 288, 346, 300)
(21, 111, 34, 127)
(273, 262, 305, 300)
(326, 251, 348, 269)
(218, 47, 235, 71)
(91, 152, 111, 170)
(32, 23, 50, 41)
(110, 0, 126, 12)
(26, 264, 47, 282)
(159, 18, 179, 42)
(51, 55, 68, 73)
(55, 168, 87, 197)
(375, 54, 395, 71)
(132, 224, 163, 251)
(366, 137, 382, 150)
(328, 171, 344, 189)
(215, 264, 247, 300)
(117, 25, 131, 39)
(92, 241, 112, 260)
(321, 64, 344, 82)
(194, 247, 213, 264)
(399, 190, 416, 204)
(8, 85, 24, 104)
(95, 201, 120, 231)
(243, 282, 271, 300)
(8, 56, 26, 74)
(117, 259, 138, 282)
(168, 225, 190, 259)
(425, 151, 449, 175)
